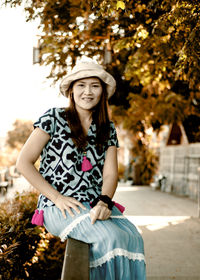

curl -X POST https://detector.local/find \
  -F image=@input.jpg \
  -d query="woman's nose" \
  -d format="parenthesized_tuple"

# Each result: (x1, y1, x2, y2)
(84, 85, 91, 94)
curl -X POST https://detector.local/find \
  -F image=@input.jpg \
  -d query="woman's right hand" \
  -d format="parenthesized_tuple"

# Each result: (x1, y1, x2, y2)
(54, 194, 86, 219)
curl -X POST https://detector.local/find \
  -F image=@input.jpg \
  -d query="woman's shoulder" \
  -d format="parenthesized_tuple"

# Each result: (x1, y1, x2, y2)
(45, 107, 66, 115)
(109, 120, 116, 130)
(40, 107, 68, 128)
(106, 121, 119, 147)
(42, 107, 67, 120)
(51, 107, 69, 125)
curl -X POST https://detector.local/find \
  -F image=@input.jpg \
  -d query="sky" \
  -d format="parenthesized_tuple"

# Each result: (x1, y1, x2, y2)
(0, 6, 68, 136)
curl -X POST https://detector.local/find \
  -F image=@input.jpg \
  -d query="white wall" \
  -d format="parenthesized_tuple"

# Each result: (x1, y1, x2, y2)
(159, 143, 200, 200)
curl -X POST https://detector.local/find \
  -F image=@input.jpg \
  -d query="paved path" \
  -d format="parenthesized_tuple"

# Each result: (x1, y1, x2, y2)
(114, 183, 200, 280)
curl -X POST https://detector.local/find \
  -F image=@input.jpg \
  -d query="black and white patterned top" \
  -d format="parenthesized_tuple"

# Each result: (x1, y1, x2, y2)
(34, 107, 119, 208)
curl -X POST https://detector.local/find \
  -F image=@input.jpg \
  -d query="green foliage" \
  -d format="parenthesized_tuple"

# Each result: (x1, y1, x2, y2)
(2, 0, 200, 181)
(2, 0, 199, 122)
(132, 142, 159, 185)
(116, 1, 126, 10)
(0, 191, 65, 280)
(2, 0, 199, 117)
(125, 90, 188, 133)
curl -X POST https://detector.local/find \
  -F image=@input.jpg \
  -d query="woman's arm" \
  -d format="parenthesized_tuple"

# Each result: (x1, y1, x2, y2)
(102, 145, 118, 198)
(16, 127, 59, 202)
(90, 146, 118, 224)
(16, 127, 85, 218)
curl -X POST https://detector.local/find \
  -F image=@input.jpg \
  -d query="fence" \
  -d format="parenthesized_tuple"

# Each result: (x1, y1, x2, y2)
(159, 143, 200, 201)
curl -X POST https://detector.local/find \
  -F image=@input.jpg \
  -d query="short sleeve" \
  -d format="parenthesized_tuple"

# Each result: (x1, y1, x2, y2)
(33, 108, 56, 137)
(107, 122, 119, 148)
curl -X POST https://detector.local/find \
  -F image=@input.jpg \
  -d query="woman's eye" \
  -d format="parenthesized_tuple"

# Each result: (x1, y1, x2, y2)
(93, 84, 100, 88)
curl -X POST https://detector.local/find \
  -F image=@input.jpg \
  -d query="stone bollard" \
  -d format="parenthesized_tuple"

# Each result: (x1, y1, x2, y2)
(197, 167, 200, 218)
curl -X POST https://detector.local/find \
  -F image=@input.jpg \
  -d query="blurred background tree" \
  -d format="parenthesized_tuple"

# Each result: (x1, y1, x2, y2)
(0, 120, 33, 168)
(2, 0, 200, 183)
(6, 120, 33, 150)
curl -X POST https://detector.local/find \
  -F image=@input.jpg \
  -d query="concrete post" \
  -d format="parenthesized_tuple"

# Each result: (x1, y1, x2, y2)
(198, 167, 200, 218)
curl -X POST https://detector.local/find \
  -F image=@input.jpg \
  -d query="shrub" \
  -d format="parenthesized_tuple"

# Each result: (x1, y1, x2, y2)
(0, 191, 65, 280)
(135, 148, 158, 185)
(131, 143, 158, 185)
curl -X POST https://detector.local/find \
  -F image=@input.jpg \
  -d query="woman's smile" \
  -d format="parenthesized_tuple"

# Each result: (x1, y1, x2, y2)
(82, 97, 94, 102)
(73, 77, 102, 111)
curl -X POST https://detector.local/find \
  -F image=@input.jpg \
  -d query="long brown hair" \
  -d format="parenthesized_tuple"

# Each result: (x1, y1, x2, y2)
(65, 79, 110, 152)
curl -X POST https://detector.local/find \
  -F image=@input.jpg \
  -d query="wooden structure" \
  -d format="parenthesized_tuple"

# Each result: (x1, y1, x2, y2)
(159, 122, 200, 201)
(61, 238, 89, 280)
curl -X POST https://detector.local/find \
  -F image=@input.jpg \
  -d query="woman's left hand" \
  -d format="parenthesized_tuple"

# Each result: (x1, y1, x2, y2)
(90, 201, 111, 224)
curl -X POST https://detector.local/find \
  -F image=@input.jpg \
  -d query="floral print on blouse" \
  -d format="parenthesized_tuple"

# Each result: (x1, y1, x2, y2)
(34, 107, 119, 208)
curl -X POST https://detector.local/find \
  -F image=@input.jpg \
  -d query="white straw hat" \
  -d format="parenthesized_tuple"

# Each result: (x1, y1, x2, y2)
(60, 60, 116, 98)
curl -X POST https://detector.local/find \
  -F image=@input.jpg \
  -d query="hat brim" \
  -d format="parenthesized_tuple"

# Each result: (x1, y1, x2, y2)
(60, 68, 116, 99)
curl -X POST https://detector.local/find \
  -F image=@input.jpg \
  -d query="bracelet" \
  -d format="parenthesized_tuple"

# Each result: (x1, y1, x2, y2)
(90, 195, 114, 210)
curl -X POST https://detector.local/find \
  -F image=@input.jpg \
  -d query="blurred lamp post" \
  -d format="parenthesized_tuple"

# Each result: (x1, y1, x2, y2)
(104, 40, 112, 65)
(33, 38, 41, 64)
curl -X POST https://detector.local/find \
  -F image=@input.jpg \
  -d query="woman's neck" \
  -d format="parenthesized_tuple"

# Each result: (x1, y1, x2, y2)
(76, 107, 93, 134)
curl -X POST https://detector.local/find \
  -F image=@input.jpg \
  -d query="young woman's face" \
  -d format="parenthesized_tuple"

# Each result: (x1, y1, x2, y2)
(72, 77, 103, 112)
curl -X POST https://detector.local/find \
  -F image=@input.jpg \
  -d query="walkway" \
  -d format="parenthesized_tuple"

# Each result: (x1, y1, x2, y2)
(114, 183, 200, 280)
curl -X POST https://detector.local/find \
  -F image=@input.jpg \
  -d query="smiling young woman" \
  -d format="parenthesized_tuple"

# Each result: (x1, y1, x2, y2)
(73, 78, 102, 110)
(16, 59, 146, 280)
(66, 76, 110, 153)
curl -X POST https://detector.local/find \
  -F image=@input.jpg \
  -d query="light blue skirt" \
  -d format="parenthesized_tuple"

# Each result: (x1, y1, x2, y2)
(40, 202, 146, 280)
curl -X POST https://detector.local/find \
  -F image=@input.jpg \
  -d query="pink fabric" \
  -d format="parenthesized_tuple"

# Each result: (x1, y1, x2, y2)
(82, 156, 93, 171)
(31, 209, 39, 224)
(113, 202, 125, 213)
(31, 210, 44, 226)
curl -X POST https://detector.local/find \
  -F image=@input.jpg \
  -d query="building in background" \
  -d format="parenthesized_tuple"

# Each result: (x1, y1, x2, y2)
(159, 119, 200, 201)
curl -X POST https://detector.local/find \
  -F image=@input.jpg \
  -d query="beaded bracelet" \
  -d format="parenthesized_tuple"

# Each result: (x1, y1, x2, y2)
(90, 195, 115, 210)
